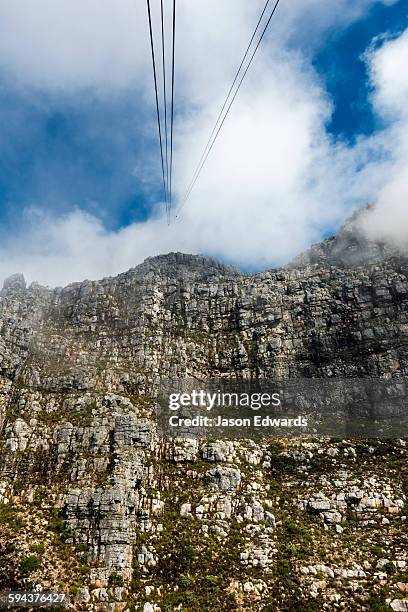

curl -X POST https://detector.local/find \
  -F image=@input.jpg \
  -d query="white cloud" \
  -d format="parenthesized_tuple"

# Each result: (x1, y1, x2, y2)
(368, 29, 408, 118)
(0, 0, 149, 92)
(0, 1, 405, 286)
(0, 208, 189, 286)
(0, 0, 395, 99)
(358, 29, 408, 247)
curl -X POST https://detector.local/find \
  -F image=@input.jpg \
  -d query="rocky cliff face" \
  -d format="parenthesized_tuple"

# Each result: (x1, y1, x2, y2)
(0, 218, 407, 611)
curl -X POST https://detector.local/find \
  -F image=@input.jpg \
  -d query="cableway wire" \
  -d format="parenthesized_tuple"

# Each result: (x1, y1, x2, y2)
(179, 0, 273, 211)
(146, 0, 169, 221)
(169, 0, 176, 219)
(160, 0, 170, 224)
(176, 0, 281, 218)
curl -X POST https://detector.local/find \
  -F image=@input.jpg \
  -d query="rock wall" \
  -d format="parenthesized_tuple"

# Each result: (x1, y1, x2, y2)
(0, 224, 407, 610)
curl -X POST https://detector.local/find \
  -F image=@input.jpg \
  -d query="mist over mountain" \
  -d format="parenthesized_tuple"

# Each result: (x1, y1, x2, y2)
(0, 209, 407, 609)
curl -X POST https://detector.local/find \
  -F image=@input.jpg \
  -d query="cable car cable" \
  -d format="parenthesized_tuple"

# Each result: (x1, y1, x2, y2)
(146, 0, 168, 217)
(176, 0, 281, 217)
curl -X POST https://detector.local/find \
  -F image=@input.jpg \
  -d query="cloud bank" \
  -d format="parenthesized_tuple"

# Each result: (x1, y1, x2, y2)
(0, 0, 405, 286)
(358, 28, 408, 247)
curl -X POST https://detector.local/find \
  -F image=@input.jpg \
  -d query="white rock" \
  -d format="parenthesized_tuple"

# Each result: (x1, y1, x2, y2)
(180, 503, 191, 517)
(76, 588, 90, 603)
(390, 600, 408, 611)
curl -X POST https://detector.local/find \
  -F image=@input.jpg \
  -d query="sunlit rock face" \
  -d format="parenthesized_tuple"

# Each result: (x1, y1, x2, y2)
(0, 217, 407, 610)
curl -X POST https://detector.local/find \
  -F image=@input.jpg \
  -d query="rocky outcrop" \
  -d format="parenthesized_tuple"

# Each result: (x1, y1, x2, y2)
(288, 205, 406, 269)
(0, 215, 407, 610)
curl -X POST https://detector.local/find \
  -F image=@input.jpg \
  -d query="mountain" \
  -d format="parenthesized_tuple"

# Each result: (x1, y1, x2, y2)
(0, 214, 407, 611)
(288, 205, 405, 269)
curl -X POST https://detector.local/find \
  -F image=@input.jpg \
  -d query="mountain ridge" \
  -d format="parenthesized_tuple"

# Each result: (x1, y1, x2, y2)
(2, 207, 405, 294)
(0, 207, 407, 609)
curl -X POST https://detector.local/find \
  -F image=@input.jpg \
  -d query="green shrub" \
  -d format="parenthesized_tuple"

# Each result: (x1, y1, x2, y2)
(20, 555, 41, 574)
(108, 572, 124, 587)
(366, 596, 389, 612)
(48, 511, 74, 541)
(179, 577, 194, 587)
(284, 520, 304, 535)
(384, 561, 396, 575)
(183, 546, 197, 559)
(29, 543, 45, 554)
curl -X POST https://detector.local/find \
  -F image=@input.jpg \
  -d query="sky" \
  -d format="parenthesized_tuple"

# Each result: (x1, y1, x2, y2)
(0, 0, 407, 286)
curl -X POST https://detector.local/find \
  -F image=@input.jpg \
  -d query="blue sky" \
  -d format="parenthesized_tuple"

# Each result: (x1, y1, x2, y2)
(0, 0, 407, 285)
(0, 82, 155, 231)
(314, 0, 407, 140)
